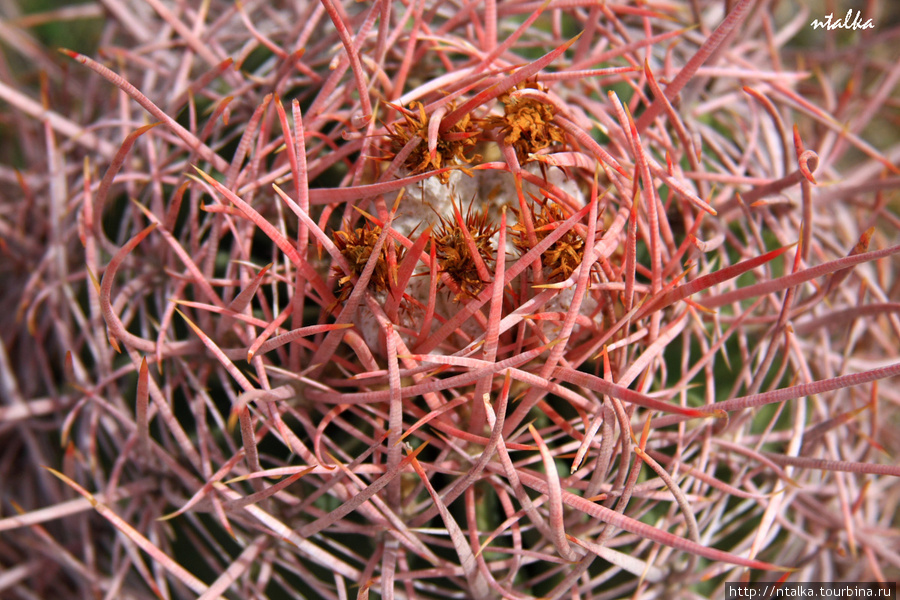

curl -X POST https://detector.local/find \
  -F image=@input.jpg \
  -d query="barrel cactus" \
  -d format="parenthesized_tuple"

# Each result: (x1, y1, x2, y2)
(2, 1, 899, 598)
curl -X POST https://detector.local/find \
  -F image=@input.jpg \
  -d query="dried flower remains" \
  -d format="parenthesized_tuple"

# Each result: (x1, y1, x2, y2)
(384, 101, 481, 183)
(512, 199, 586, 281)
(486, 82, 566, 162)
(434, 200, 499, 300)
(331, 221, 401, 302)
